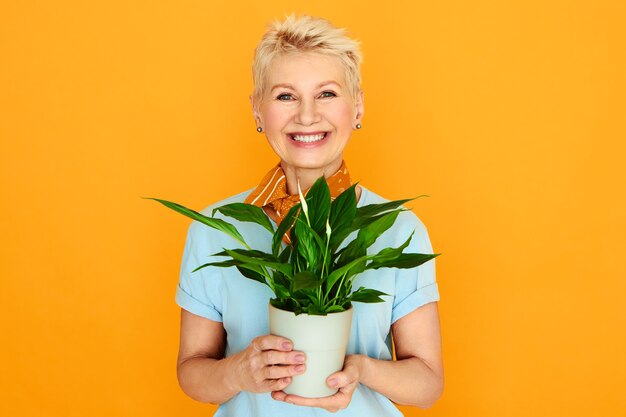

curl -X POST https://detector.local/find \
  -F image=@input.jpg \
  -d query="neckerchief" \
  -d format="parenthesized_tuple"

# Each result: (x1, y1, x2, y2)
(244, 161, 352, 243)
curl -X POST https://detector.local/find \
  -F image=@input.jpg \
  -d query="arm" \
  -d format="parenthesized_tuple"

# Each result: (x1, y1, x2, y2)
(272, 301, 444, 411)
(176, 308, 237, 404)
(361, 301, 444, 407)
(176, 308, 307, 405)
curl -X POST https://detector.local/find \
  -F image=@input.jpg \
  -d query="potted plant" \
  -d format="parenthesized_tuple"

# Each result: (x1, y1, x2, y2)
(148, 176, 439, 398)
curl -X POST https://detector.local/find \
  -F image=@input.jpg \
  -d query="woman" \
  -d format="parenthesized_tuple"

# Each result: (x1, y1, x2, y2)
(175, 14, 443, 416)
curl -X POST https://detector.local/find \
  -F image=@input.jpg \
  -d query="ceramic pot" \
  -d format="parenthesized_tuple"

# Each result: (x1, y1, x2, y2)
(268, 303, 353, 398)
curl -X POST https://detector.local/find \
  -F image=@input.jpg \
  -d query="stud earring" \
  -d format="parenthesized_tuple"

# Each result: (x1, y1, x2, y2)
(257, 127, 263, 133)
(356, 123, 362, 129)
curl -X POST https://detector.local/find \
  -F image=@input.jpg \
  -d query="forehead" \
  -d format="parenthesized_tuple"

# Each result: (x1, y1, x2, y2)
(266, 52, 347, 90)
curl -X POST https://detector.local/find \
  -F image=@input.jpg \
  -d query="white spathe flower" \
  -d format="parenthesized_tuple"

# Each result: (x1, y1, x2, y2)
(297, 178, 310, 224)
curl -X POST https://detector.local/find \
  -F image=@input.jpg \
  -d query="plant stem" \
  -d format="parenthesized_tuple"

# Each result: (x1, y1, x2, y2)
(259, 266, 274, 293)
(324, 271, 348, 308)
(320, 232, 331, 304)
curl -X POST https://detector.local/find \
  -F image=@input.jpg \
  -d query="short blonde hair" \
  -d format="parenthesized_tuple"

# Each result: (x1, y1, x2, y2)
(252, 14, 363, 104)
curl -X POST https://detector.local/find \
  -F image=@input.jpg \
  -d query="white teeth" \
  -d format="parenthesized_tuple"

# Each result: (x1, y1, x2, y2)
(291, 133, 326, 143)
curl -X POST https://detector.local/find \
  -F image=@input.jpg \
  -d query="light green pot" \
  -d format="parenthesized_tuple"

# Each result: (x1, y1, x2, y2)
(269, 303, 354, 398)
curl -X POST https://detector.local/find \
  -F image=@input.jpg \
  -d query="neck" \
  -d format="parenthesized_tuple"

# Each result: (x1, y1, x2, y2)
(281, 159, 343, 195)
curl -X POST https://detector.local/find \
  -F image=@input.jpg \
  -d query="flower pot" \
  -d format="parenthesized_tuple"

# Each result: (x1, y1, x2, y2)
(269, 303, 353, 398)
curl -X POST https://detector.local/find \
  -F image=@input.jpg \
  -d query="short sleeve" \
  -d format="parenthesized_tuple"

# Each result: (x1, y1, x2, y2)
(175, 221, 224, 322)
(391, 213, 440, 324)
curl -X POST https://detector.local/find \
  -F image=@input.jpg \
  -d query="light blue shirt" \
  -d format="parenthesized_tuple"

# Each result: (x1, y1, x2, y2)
(176, 186, 440, 417)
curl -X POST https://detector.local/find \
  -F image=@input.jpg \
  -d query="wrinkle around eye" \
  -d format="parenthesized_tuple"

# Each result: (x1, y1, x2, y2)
(276, 94, 294, 101)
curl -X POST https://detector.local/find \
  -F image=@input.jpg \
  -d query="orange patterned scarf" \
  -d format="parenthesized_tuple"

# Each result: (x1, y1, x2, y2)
(244, 161, 352, 238)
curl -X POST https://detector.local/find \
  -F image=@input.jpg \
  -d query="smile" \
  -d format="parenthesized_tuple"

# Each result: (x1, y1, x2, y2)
(289, 132, 328, 143)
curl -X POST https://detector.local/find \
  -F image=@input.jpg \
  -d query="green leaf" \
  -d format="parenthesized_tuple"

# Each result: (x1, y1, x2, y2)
(236, 265, 268, 285)
(369, 230, 415, 264)
(348, 196, 428, 235)
(290, 244, 307, 276)
(272, 270, 290, 289)
(334, 239, 366, 269)
(212, 248, 274, 260)
(328, 183, 358, 251)
(336, 210, 400, 268)
(272, 203, 301, 256)
(278, 245, 292, 263)
(273, 283, 291, 298)
(304, 303, 326, 316)
(349, 287, 389, 303)
(305, 176, 331, 235)
(346, 210, 407, 241)
(212, 203, 274, 235)
(216, 248, 293, 277)
(293, 215, 326, 272)
(356, 196, 427, 219)
(294, 217, 320, 270)
(325, 254, 369, 293)
(367, 253, 440, 270)
(146, 198, 248, 248)
(191, 260, 269, 287)
(357, 209, 400, 248)
(325, 305, 346, 313)
(292, 271, 322, 292)
(271, 297, 295, 312)
(300, 288, 321, 305)
(191, 259, 240, 273)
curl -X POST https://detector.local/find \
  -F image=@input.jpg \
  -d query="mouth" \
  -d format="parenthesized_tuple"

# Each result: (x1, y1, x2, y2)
(288, 132, 329, 144)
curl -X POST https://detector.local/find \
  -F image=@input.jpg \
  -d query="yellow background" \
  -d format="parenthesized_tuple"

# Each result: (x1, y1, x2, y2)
(1, 1, 624, 416)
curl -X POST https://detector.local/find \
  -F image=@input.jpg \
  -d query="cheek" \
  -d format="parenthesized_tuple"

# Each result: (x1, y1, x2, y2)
(263, 105, 289, 129)
(332, 102, 355, 126)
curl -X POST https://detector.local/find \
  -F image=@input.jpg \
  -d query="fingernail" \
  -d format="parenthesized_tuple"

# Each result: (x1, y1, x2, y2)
(295, 365, 305, 373)
(328, 378, 338, 388)
(295, 354, 305, 363)
(282, 342, 292, 350)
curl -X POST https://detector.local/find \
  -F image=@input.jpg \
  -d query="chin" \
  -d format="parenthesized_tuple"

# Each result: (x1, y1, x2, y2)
(282, 156, 342, 172)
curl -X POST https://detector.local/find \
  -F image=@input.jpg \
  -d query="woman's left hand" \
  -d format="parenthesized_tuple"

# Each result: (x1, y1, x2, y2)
(271, 354, 365, 413)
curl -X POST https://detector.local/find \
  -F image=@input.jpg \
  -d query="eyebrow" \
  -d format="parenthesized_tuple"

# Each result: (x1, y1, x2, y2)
(270, 81, 341, 91)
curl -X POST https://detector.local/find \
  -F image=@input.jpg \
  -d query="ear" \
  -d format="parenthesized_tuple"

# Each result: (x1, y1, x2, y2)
(249, 94, 258, 118)
(250, 94, 262, 126)
(354, 90, 364, 126)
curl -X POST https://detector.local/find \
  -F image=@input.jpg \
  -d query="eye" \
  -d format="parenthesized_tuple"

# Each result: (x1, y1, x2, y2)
(319, 91, 337, 98)
(276, 93, 294, 101)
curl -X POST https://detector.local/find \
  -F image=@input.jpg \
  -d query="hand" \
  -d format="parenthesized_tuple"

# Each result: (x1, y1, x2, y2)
(271, 354, 364, 413)
(229, 335, 307, 394)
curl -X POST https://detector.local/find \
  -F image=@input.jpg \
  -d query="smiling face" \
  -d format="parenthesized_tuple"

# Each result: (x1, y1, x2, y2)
(252, 52, 364, 176)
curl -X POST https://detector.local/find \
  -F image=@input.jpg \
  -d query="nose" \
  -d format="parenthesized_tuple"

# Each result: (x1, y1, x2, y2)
(294, 97, 321, 126)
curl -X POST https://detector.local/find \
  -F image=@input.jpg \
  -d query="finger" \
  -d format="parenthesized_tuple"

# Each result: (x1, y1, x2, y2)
(252, 335, 294, 352)
(261, 350, 306, 366)
(277, 392, 344, 411)
(265, 377, 292, 393)
(327, 372, 349, 389)
(329, 379, 358, 398)
(327, 366, 359, 388)
(264, 363, 306, 380)
(271, 390, 288, 402)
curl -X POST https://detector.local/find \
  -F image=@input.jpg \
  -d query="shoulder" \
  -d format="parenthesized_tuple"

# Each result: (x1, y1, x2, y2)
(359, 186, 429, 234)
(199, 188, 254, 215)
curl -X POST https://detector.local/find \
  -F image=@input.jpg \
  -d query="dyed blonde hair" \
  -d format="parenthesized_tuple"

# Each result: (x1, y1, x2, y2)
(252, 14, 363, 104)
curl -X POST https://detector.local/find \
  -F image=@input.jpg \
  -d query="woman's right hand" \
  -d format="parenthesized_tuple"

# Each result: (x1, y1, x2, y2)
(229, 335, 307, 394)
